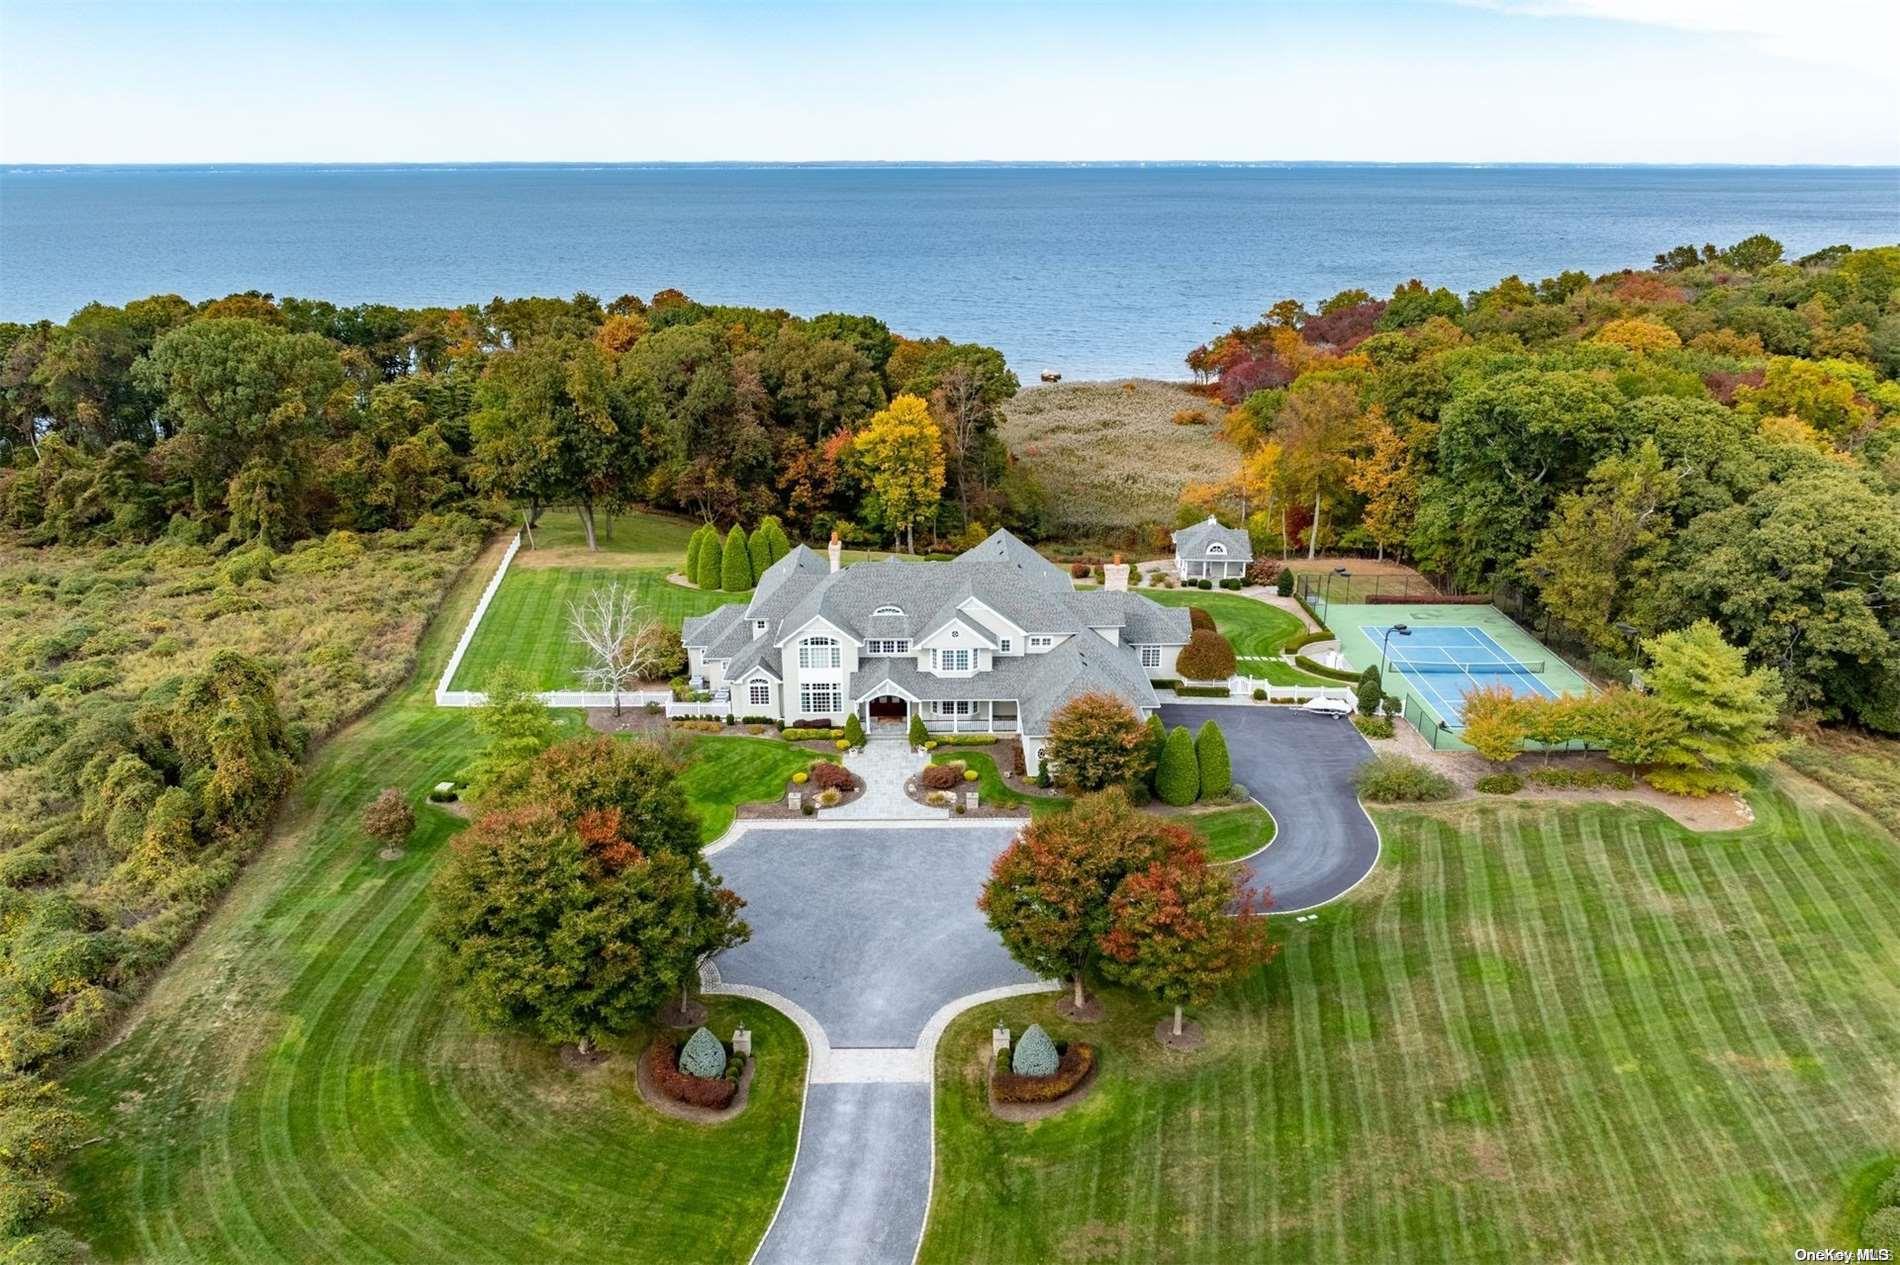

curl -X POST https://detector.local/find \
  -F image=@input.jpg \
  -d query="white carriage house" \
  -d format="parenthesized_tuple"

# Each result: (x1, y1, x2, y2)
(1171, 515, 1253, 581)
(682, 529, 1192, 773)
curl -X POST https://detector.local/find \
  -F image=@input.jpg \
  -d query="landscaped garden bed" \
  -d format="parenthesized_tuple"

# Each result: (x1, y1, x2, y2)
(989, 1023, 1099, 1122)
(638, 1026, 755, 1124)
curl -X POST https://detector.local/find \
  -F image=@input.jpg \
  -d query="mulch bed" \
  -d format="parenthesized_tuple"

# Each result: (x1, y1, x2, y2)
(1153, 1018, 1207, 1052)
(559, 1044, 612, 1070)
(636, 1050, 755, 1125)
(986, 1052, 1099, 1123)
(1055, 994, 1104, 1023)
(656, 997, 709, 1029)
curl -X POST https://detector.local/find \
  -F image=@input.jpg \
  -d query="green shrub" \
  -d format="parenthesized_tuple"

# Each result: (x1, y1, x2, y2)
(1197, 578, 1212, 589)
(1863, 1207, 1900, 1249)
(935, 733, 999, 746)
(1352, 714, 1394, 739)
(1475, 772, 1524, 795)
(1011, 1023, 1059, 1077)
(679, 1026, 728, 1078)
(747, 524, 772, 581)
(1219, 577, 1242, 590)
(993, 1041, 1095, 1103)
(1172, 684, 1229, 698)
(1354, 753, 1456, 803)
(1195, 721, 1232, 799)
(1293, 655, 1362, 683)
(1157, 725, 1200, 806)
(1355, 675, 1382, 716)
(842, 713, 866, 748)
(1276, 569, 1295, 596)
(908, 711, 927, 748)
(1252, 687, 1267, 701)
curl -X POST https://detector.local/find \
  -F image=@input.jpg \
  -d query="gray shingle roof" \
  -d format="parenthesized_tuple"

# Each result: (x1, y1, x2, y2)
(1172, 516, 1252, 562)
(847, 633, 1160, 737)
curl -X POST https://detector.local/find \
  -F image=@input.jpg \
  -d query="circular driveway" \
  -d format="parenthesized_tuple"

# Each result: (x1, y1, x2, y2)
(708, 823, 1035, 1048)
(1159, 703, 1381, 912)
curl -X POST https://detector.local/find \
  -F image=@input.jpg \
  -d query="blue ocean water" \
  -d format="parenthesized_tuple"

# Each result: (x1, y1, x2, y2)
(2, 163, 1895, 378)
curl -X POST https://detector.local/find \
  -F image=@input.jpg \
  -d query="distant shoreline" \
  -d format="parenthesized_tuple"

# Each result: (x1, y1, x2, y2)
(9, 160, 1900, 174)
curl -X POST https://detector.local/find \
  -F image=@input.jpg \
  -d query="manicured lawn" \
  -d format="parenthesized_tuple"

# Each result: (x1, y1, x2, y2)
(452, 566, 743, 691)
(1170, 801, 1277, 862)
(517, 505, 704, 567)
(1141, 588, 1329, 685)
(680, 734, 819, 839)
(60, 555, 807, 1263)
(920, 784, 1900, 1263)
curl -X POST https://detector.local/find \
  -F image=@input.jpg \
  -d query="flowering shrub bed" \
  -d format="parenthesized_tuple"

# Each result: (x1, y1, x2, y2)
(809, 761, 856, 791)
(992, 1041, 1096, 1103)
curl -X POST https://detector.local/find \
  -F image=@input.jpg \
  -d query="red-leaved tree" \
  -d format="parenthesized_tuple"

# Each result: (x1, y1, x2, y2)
(1099, 857, 1277, 1037)
(979, 790, 1199, 1011)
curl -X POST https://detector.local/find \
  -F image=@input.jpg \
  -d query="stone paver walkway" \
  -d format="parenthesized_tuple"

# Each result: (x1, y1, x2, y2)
(831, 734, 941, 820)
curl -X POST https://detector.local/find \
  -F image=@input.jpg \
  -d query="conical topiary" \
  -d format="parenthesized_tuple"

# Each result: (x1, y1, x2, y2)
(908, 711, 928, 749)
(679, 1025, 727, 1078)
(1195, 720, 1231, 800)
(1143, 713, 1167, 788)
(1157, 725, 1200, 806)
(691, 524, 718, 587)
(747, 523, 772, 580)
(1011, 1023, 1059, 1077)
(844, 712, 866, 747)
(719, 526, 754, 591)
(759, 515, 792, 565)
(685, 525, 708, 585)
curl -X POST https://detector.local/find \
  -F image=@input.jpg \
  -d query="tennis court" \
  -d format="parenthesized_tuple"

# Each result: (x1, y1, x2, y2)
(1322, 601, 1596, 749)
(1364, 624, 1555, 725)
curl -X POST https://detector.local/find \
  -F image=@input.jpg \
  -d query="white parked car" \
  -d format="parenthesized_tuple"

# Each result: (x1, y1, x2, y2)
(1302, 695, 1354, 717)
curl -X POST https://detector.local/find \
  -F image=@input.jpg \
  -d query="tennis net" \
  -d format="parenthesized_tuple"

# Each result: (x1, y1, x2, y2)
(1391, 659, 1547, 676)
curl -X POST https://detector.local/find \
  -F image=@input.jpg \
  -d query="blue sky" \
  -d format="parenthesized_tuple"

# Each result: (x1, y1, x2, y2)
(2, 1, 1895, 164)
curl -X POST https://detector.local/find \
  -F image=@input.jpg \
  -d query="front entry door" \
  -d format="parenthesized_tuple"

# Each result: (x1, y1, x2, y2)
(868, 696, 906, 723)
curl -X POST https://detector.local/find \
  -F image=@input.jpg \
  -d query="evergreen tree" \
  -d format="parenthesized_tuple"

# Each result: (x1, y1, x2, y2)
(719, 525, 754, 591)
(687, 524, 714, 586)
(747, 523, 772, 579)
(1195, 721, 1231, 799)
(908, 710, 928, 749)
(1156, 725, 1200, 806)
(1143, 713, 1167, 790)
(759, 515, 793, 564)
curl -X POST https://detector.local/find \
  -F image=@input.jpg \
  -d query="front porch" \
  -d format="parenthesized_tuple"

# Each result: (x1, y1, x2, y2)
(854, 692, 1021, 735)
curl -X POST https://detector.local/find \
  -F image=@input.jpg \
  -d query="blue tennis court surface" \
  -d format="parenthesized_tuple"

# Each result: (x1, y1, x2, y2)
(1366, 625, 1556, 726)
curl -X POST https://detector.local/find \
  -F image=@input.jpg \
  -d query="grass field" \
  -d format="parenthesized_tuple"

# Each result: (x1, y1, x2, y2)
(921, 782, 1900, 1263)
(1175, 802, 1277, 862)
(60, 543, 808, 1263)
(1141, 588, 1329, 685)
(451, 566, 741, 691)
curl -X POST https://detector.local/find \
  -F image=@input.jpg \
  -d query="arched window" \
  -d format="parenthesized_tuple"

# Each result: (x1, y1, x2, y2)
(1206, 542, 1227, 556)
(798, 636, 840, 669)
(871, 605, 905, 617)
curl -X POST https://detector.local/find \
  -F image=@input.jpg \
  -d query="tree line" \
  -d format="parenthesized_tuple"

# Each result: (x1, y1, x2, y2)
(0, 287, 1034, 553)
(1183, 237, 1900, 734)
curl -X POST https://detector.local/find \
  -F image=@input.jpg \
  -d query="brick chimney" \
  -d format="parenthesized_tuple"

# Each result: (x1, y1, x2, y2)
(1103, 552, 1130, 592)
(828, 531, 842, 574)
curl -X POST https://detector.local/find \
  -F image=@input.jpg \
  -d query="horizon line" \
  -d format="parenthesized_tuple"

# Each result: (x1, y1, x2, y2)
(8, 159, 1900, 172)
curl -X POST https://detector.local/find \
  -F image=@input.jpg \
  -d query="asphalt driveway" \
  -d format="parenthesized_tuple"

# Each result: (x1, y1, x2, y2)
(1159, 703, 1380, 912)
(708, 823, 1035, 1048)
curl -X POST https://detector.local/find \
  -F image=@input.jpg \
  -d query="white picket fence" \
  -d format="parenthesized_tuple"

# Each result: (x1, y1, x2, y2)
(1225, 677, 1356, 705)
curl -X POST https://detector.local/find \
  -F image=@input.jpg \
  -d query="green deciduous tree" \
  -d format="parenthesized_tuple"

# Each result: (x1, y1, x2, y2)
(1640, 620, 1784, 796)
(1525, 439, 1680, 653)
(465, 666, 559, 799)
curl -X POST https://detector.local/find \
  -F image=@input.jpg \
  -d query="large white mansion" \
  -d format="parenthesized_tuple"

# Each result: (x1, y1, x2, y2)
(682, 529, 1191, 772)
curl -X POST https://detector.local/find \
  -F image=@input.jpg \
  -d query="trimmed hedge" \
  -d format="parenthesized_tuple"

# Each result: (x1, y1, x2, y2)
(1219, 577, 1243, 590)
(1284, 629, 1333, 653)
(993, 1040, 1096, 1104)
(781, 727, 847, 741)
(1172, 684, 1229, 698)
(1187, 606, 1216, 632)
(643, 1037, 740, 1109)
(1293, 654, 1363, 683)
(1293, 594, 1328, 629)
(1157, 725, 1200, 806)
(934, 733, 1000, 746)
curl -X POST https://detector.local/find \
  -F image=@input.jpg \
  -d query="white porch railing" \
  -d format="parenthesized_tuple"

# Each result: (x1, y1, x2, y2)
(664, 699, 732, 719)
(1228, 677, 1355, 704)
(923, 718, 1020, 734)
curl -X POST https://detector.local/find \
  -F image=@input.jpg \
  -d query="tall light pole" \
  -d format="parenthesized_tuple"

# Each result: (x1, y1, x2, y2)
(1322, 565, 1350, 612)
(1380, 623, 1412, 678)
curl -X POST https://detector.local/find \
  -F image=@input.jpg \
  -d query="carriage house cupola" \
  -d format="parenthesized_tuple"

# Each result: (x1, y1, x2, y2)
(681, 528, 1192, 773)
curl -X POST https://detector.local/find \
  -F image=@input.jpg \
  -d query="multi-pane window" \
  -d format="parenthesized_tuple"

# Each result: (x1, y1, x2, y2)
(1027, 635, 1054, 650)
(937, 648, 971, 672)
(935, 700, 974, 716)
(798, 636, 840, 669)
(998, 639, 1012, 653)
(800, 682, 841, 714)
(749, 682, 771, 707)
(1140, 645, 1162, 668)
(867, 639, 910, 655)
